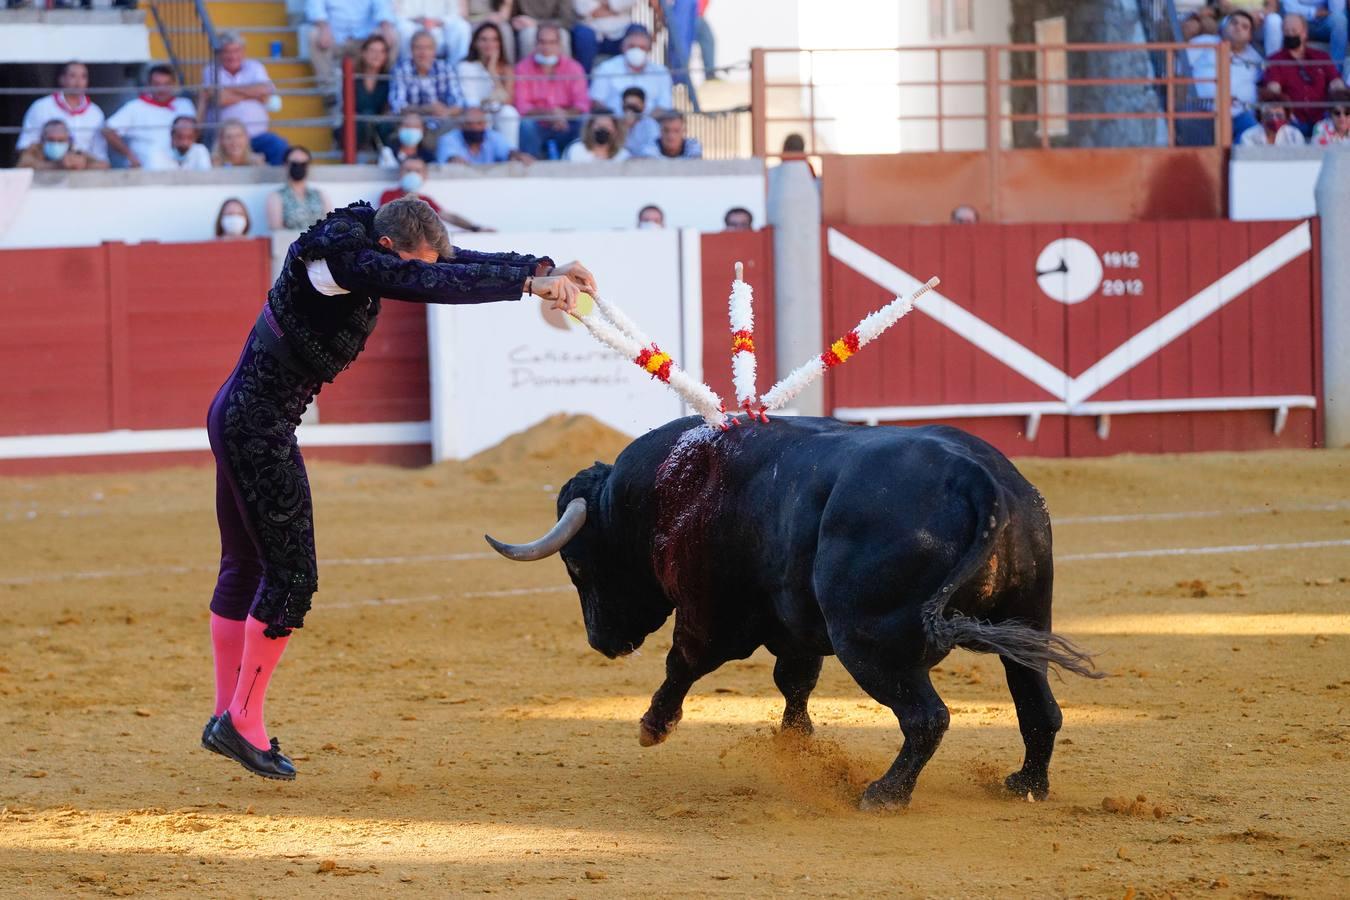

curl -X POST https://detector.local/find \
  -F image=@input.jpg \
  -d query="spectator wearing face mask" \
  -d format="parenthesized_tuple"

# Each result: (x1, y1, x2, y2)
(377, 156, 493, 231)
(563, 109, 629, 160)
(1263, 1, 1347, 62)
(15, 119, 109, 170)
(590, 24, 672, 114)
(654, 111, 701, 158)
(636, 204, 664, 229)
(16, 61, 108, 163)
(1240, 91, 1308, 142)
(390, 28, 467, 149)
(379, 111, 438, 166)
(723, 206, 752, 231)
(1263, 12, 1347, 133)
(216, 198, 253, 239)
(514, 22, 589, 159)
(267, 145, 331, 230)
(950, 204, 978, 224)
(620, 85, 660, 156)
(572, 0, 639, 73)
(102, 64, 196, 169)
(1312, 86, 1350, 140)
(145, 115, 213, 171)
(437, 104, 524, 162)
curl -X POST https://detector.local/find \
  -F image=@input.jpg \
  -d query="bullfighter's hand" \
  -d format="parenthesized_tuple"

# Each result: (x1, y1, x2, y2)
(551, 260, 598, 295)
(531, 275, 580, 314)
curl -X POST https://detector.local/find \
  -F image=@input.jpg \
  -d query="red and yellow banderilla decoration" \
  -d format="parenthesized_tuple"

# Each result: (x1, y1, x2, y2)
(568, 293, 728, 429)
(758, 276, 940, 412)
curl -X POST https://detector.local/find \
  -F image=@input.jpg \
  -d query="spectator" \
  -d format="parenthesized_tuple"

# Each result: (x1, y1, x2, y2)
(572, 0, 639, 73)
(216, 198, 253, 239)
(723, 206, 752, 231)
(266, 146, 331, 230)
(306, 0, 399, 98)
(16, 61, 107, 162)
(636, 203, 664, 228)
(341, 34, 394, 154)
(564, 109, 629, 160)
(1218, 1, 1276, 41)
(695, 0, 716, 80)
(145, 115, 212, 170)
(459, 21, 521, 147)
(1227, 11, 1267, 136)
(199, 31, 288, 165)
(101, 64, 196, 169)
(514, 23, 589, 158)
(393, 0, 471, 61)
(377, 156, 493, 231)
(659, 0, 700, 106)
(390, 29, 466, 145)
(15, 119, 108, 171)
(1263, 1, 1346, 62)
(1240, 91, 1308, 141)
(212, 119, 265, 167)
(1180, 7, 1220, 41)
(620, 85, 660, 155)
(590, 24, 673, 114)
(780, 131, 818, 175)
(512, 0, 576, 58)
(1313, 86, 1350, 140)
(378, 110, 438, 165)
(654, 111, 701, 158)
(950, 204, 979, 224)
(1263, 13, 1347, 133)
(465, 0, 515, 61)
(437, 104, 523, 161)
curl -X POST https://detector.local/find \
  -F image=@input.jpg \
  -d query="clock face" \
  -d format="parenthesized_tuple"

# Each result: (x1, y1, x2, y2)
(1035, 238, 1103, 305)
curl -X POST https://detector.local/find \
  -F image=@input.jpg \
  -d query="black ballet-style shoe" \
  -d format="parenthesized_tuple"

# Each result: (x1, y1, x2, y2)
(208, 712, 297, 781)
(202, 716, 226, 756)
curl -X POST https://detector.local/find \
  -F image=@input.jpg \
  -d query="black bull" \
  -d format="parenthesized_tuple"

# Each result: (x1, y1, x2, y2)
(485, 416, 1101, 809)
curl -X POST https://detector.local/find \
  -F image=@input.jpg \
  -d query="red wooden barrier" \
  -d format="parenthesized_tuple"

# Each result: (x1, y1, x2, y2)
(699, 229, 776, 407)
(824, 220, 1321, 456)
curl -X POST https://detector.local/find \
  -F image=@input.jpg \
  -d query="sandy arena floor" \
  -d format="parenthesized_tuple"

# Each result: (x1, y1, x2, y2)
(1, 416, 1347, 898)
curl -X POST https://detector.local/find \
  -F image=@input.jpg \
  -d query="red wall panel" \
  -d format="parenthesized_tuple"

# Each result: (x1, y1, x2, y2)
(826, 220, 1321, 457)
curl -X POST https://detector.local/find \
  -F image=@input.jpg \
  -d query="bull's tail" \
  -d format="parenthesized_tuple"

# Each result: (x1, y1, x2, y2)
(920, 487, 1103, 680)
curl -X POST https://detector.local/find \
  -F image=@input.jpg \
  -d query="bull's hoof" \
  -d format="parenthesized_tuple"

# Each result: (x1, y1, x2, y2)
(858, 780, 911, 812)
(780, 711, 814, 736)
(638, 709, 682, 747)
(1003, 769, 1050, 802)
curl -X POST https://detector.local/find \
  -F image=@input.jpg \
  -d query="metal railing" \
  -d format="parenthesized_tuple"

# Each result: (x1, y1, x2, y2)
(750, 42, 1236, 158)
(145, 0, 217, 90)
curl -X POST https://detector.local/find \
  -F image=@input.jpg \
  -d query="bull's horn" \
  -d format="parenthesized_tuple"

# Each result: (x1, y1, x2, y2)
(484, 498, 587, 561)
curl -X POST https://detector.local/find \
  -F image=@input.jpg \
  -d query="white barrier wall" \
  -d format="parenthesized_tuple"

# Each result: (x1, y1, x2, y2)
(427, 229, 694, 461)
(0, 160, 765, 250)
(1229, 146, 1328, 221)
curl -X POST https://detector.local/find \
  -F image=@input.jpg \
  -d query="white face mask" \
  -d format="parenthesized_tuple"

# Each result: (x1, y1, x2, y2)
(220, 213, 248, 236)
(534, 52, 559, 67)
(400, 172, 424, 193)
(624, 47, 648, 68)
(637, 219, 662, 230)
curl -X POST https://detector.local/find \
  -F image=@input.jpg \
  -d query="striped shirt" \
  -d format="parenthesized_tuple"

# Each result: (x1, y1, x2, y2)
(390, 58, 465, 112)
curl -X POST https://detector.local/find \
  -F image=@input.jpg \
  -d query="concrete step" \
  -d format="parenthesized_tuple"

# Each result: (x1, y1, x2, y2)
(163, 24, 298, 57)
(274, 123, 337, 154)
(206, 0, 289, 28)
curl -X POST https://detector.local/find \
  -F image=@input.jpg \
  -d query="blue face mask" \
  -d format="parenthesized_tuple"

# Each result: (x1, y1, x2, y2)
(398, 127, 423, 147)
(43, 141, 69, 161)
(399, 172, 424, 193)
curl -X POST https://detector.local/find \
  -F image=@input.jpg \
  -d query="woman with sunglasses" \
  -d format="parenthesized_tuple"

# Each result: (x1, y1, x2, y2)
(1312, 88, 1350, 144)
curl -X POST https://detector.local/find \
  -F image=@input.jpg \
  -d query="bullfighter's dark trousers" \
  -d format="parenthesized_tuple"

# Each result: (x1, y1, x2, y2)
(207, 335, 322, 639)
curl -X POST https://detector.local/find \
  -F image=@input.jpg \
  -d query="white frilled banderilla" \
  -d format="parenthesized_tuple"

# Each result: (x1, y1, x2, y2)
(565, 272, 940, 429)
(757, 276, 941, 413)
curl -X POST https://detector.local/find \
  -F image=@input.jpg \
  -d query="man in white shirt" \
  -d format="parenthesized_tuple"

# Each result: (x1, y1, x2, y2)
(16, 61, 108, 162)
(199, 32, 288, 165)
(393, 0, 471, 63)
(145, 116, 214, 171)
(102, 65, 197, 169)
(589, 24, 673, 114)
(571, 0, 638, 72)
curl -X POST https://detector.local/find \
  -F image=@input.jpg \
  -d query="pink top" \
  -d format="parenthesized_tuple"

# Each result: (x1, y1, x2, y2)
(513, 56, 589, 115)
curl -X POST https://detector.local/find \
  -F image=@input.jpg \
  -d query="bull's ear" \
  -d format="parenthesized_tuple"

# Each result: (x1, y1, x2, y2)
(485, 498, 587, 562)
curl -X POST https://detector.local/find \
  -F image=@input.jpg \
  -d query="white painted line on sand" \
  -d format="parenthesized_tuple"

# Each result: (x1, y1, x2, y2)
(1056, 501, 1350, 525)
(1058, 538, 1350, 562)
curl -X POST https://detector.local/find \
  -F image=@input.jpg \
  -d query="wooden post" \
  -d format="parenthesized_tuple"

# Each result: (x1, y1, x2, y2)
(1216, 41, 1232, 148)
(751, 48, 766, 158)
(342, 54, 357, 164)
(985, 46, 1002, 222)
